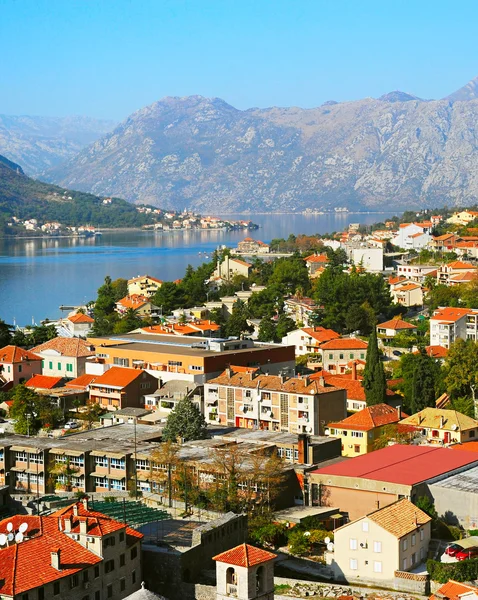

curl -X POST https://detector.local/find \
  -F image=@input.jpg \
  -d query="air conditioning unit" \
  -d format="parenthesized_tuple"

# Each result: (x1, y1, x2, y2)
(84, 582, 90, 590)
(360, 542, 368, 549)
(71, 534, 79, 541)
(87, 536, 95, 543)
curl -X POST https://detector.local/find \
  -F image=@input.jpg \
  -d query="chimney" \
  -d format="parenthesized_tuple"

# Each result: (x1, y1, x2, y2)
(280, 373, 286, 384)
(397, 405, 401, 420)
(226, 367, 232, 379)
(51, 549, 61, 570)
(303, 375, 310, 387)
(64, 518, 71, 533)
(72, 504, 78, 517)
(79, 517, 88, 535)
(82, 496, 89, 511)
(319, 376, 325, 387)
(440, 415, 445, 428)
(351, 361, 357, 381)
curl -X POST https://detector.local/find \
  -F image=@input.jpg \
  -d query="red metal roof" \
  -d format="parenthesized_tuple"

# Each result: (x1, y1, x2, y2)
(213, 543, 276, 566)
(311, 445, 478, 485)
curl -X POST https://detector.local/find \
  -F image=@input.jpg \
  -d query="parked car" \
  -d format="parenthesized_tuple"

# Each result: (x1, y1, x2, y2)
(445, 543, 464, 557)
(64, 420, 79, 430)
(456, 547, 478, 561)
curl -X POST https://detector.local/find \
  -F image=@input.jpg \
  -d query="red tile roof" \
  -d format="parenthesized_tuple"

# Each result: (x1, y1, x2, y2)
(430, 307, 472, 323)
(302, 326, 340, 344)
(128, 274, 163, 284)
(449, 271, 475, 282)
(90, 366, 146, 389)
(450, 442, 478, 453)
(26, 375, 64, 389)
(388, 276, 406, 285)
(0, 345, 41, 364)
(320, 338, 368, 350)
(213, 543, 276, 567)
(395, 283, 422, 291)
(430, 580, 478, 600)
(310, 372, 396, 402)
(377, 318, 417, 331)
(305, 254, 328, 263)
(31, 337, 95, 358)
(311, 445, 478, 485)
(65, 374, 97, 389)
(68, 313, 94, 324)
(117, 294, 151, 310)
(328, 404, 402, 431)
(447, 260, 475, 269)
(425, 345, 448, 359)
(230, 258, 252, 268)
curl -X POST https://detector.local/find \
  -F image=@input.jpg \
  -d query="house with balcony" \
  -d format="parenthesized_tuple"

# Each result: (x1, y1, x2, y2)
(0, 345, 42, 389)
(88, 367, 158, 410)
(329, 499, 431, 585)
(437, 261, 475, 285)
(127, 274, 163, 297)
(304, 253, 329, 277)
(284, 296, 320, 327)
(236, 237, 270, 254)
(143, 379, 203, 413)
(392, 223, 432, 250)
(399, 407, 478, 446)
(429, 307, 478, 348)
(376, 318, 417, 341)
(390, 282, 424, 307)
(319, 338, 368, 374)
(204, 367, 346, 435)
(282, 326, 340, 357)
(116, 294, 160, 318)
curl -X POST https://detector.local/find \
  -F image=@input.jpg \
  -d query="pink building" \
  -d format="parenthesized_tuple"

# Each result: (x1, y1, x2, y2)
(0, 346, 42, 390)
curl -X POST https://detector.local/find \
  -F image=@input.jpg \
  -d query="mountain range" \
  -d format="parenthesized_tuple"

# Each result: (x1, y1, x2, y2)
(4, 76, 478, 213)
(0, 115, 115, 176)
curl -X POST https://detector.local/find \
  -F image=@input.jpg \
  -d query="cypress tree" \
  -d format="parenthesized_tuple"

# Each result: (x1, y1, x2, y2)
(363, 327, 387, 406)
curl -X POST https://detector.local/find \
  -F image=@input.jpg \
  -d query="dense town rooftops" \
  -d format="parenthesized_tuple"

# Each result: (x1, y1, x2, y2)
(31, 337, 95, 358)
(207, 370, 343, 395)
(311, 445, 478, 485)
(319, 338, 368, 350)
(65, 374, 97, 388)
(0, 345, 41, 363)
(328, 404, 402, 432)
(301, 326, 340, 344)
(213, 543, 276, 567)
(377, 318, 417, 331)
(68, 313, 94, 323)
(399, 407, 478, 432)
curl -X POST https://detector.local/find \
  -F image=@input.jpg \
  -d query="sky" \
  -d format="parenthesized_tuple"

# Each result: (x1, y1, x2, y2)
(1, 0, 478, 121)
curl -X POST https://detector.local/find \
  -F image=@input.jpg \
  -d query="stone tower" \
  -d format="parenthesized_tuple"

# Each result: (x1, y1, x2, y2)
(213, 543, 276, 600)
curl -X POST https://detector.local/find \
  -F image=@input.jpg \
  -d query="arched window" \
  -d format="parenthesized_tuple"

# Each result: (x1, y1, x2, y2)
(256, 565, 264, 592)
(226, 566, 237, 585)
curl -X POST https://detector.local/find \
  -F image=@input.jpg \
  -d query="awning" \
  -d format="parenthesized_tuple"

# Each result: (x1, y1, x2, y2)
(10, 467, 25, 472)
(49, 449, 84, 457)
(89, 472, 125, 480)
(10, 446, 42, 453)
(90, 450, 126, 459)
(25, 468, 44, 475)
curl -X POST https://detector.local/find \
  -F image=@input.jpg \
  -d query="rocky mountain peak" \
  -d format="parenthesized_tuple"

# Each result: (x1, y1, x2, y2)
(445, 75, 478, 102)
(378, 91, 423, 103)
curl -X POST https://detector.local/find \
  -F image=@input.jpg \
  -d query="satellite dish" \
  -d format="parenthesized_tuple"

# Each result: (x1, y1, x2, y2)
(0, 534, 6, 546)
(7, 533, 14, 542)
(327, 542, 334, 551)
(6, 522, 13, 532)
(304, 531, 311, 537)
(19, 523, 28, 534)
(15, 532, 23, 543)
(324, 536, 331, 545)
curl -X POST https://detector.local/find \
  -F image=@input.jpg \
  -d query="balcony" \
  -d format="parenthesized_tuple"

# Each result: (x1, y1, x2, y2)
(226, 583, 238, 596)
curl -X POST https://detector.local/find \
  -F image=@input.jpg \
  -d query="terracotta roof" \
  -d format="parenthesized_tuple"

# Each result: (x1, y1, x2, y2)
(377, 318, 417, 331)
(68, 313, 94, 324)
(447, 260, 475, 269)
(305, 254, 328, 263)
(31, 337, 95, 358)
(208, 370, 342, 395)
(328, 404, 402, 431)
(0, 513, 102, 596)
(141, 323, 197, 336)
(430, 307, 472, 323)
(425, 345, 448, 359)
(395, 283, 422, 291)
(26, 375, 64, 389)
(450, 442, 478, 453)
(230, 258, 252, 268)
(320, 338, 368, 350)
(117, 295, 151, 310)
(128, 274, 163, 284)
(430, 580, 478, 600)
(0, 345, 41, 364)
(213, 543, 276, 567)
(400, 407, 478, 432)
(65, 374, 97, 389)
(449, 271, 475, 282)
(367, 498, 431, 538)
(301, 326, 340, 344)
(388, 276, 406, 285)
(409, 232, 424, 238)
(433, 233, 457, 241)
(90, 366, 148, 389)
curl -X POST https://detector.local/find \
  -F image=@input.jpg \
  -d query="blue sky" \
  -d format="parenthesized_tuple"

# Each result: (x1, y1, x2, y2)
(1, 0, 478, 120)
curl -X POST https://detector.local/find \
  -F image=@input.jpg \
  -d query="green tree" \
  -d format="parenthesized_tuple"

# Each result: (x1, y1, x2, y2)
(113, 308, 144, 334)
(444, 339, 478, 404)
(27, 324, 57, 345)
(0, 319, 12, 347)
(162, 396, 208, 442)
(363, 327, 387, 405)
(269, 257, 310, 295)
(275, 313, 296, 340)
(111, 278, 128, 301)
(258, 317, 277, 342)
(414, 495, 438, 520)
(10, 384, 61, 434)
(398, 351, 441, 413)
(94, 276, 117, 316)
(224, 300, 252, 337)
(152, 281, 185, 315)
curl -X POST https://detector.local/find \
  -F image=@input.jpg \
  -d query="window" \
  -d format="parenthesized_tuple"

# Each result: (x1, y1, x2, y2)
(349, 558, 358, 570)
(94, 566, 100, 579)
(373, 561, 382, 573)
(18, 364, 22, 373)
(95, 592, 100, 600)
(119, 531, 125, 542)
(402, 557, 407, 570)
(360, 353, 365, 359)
(49, 361, 53, 369)
(110, 478, 126, 491)
(83, 571, 89, 583)
(67, 363, 73, 372)
(113, 357, 129, 367)
(140, 382, 150, 389)
(349, 353, 354, 359)
(349, 538, 357, 550)
(54, 582, 60, 595)
(104, 536, 116, 547)
(41, 360, 44, 368)
(470, 431, 476, 438)
(190, 365, 203, 371)
(362, 521, 369, 532)
(402, 538, 408, 551)
(120, 579, 126, 591)
(38, 588, 45, 600)
(22, 594, 29, 600)
(70, 574, 79, 588)
(411, 552, 417, 565)
(131, 546, 138, 560)
(412, 533, 416, 546)
(105, 559, 115, 574)
(373, 541, 382, 553)
(339, 353, 344, 359)
(328, 354, 333, 359)
(120, 553, 126, 567)
(58, 362, 61, 370)
(168, 360, 183, 367)
(420, 529, 424, 541)
(132, 570, 136, 584)
(95, 456, 108, 468)
(354, 445, 360, 453)
(107, 584, 113, 598)
(110, 458, 125, 470)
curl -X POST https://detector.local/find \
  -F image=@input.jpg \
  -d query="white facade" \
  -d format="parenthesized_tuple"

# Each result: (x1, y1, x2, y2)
(38, 349, 86, 378)
(351, 247, 384, 272)
(392, 224, 432, 250)
(430, 308, 478, 348)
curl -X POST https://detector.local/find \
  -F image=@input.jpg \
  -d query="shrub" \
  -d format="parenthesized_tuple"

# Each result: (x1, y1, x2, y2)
(249, 523, 288, 548)
(427, 558, 478, 583)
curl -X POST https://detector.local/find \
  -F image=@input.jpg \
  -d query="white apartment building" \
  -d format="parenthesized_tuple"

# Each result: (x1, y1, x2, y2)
(429, 307, 478, 348)
(392, 223, 432, 250)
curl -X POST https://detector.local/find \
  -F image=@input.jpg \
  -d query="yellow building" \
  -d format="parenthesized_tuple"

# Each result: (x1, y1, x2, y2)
(127, 274, 163, 297)
(399, 407, 478, 446)
(327, 404, 403, 457)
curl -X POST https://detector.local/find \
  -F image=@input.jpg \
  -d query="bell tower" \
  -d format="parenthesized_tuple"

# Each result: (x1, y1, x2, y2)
(213, 543, 276, 600)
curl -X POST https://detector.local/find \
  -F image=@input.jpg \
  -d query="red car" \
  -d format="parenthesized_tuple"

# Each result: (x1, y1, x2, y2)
(456, 547, 478, 561)
(445, 543, 464, 557)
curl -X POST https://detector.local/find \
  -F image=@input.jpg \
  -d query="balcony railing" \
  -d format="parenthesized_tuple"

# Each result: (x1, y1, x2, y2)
(226, 583, 238, 596)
